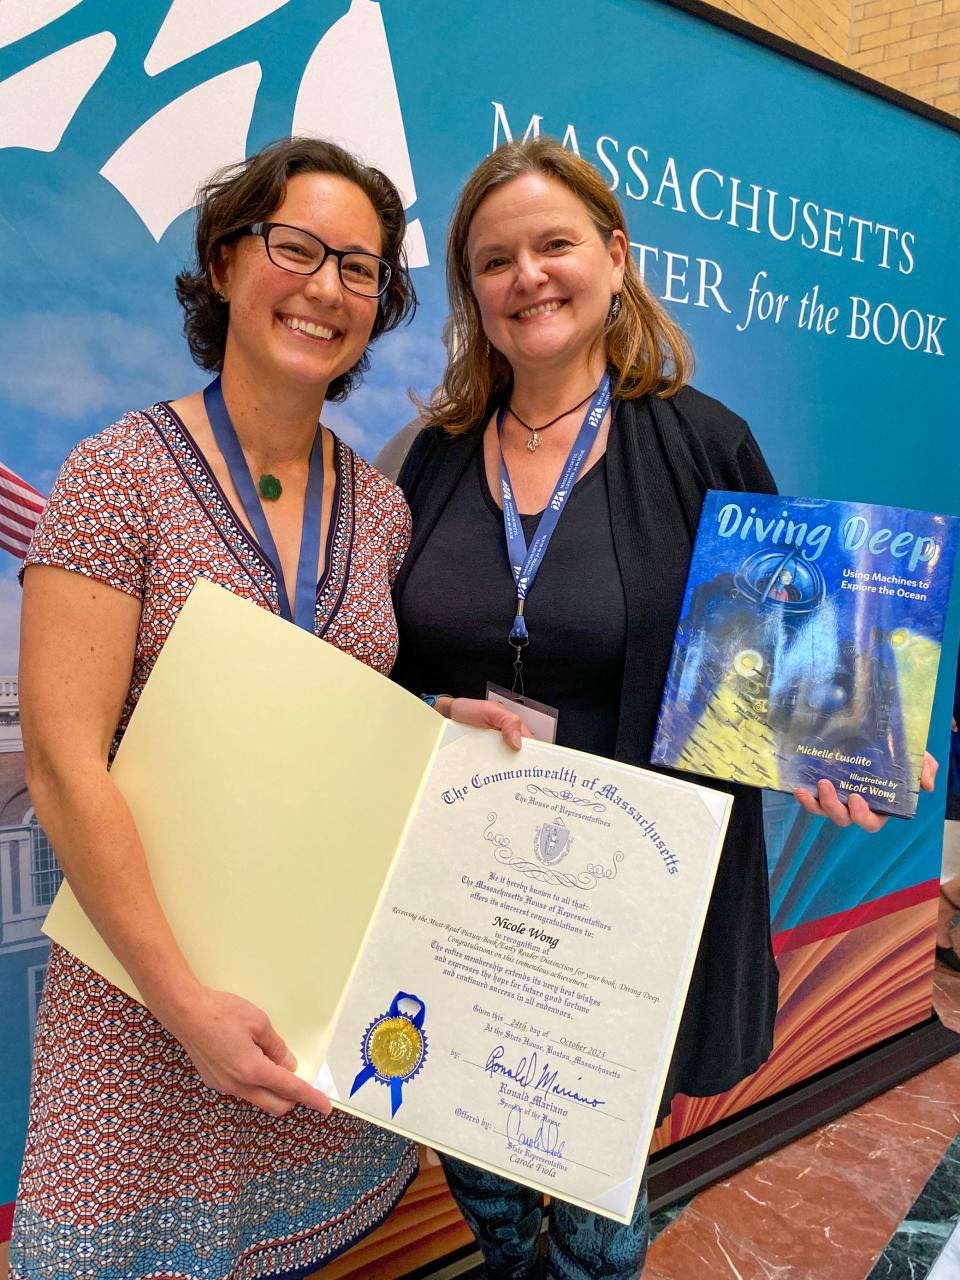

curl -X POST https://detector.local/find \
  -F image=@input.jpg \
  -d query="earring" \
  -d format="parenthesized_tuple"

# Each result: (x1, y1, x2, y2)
(485, 337, 491, 358)
(608, 293, 622, 322)
(217, 291, 228, 304)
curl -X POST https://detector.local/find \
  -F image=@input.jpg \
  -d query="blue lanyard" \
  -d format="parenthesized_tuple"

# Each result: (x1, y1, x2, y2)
(203, 376, 325, 632)
(497, 370, 611, 653)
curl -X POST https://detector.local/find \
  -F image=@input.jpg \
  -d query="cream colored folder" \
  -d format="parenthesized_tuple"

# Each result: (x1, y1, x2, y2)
(44, 578, 731, 1223)
(44, 578, 445, 1076)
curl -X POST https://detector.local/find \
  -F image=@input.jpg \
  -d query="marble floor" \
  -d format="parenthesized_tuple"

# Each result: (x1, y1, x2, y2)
(641, 1039, 960, 1279)
(633, 827, 960, 1279)
(451, 822, 960, 1280)
(866, 1132, 960, 1279)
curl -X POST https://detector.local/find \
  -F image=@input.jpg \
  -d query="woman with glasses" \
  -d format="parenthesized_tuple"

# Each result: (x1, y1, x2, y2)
(12, 138, 416, 1280)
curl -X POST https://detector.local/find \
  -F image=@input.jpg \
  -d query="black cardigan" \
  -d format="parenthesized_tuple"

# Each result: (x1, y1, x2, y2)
(393, 388, 781, 1115)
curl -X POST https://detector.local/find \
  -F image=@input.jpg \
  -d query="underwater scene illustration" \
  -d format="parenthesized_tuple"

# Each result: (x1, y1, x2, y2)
(653, 492, 959, 817)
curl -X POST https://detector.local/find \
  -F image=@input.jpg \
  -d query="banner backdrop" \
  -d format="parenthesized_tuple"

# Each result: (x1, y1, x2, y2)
(1, 0, 958, 1227)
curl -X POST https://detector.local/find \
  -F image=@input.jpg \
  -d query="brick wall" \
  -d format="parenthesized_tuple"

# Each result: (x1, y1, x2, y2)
(852, 0, 960, 114)
(706, 0, 960, 115)
(712, 0, 849, 62)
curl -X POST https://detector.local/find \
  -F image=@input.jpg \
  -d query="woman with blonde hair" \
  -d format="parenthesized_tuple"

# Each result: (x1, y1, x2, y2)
(390, 138, 933, 1278)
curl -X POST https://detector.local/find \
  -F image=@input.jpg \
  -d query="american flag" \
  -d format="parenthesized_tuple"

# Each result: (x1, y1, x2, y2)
(0, 460, 45, 559)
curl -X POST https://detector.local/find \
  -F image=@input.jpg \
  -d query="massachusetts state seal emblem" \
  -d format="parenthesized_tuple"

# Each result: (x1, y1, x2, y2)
(535, 815, 573, 865)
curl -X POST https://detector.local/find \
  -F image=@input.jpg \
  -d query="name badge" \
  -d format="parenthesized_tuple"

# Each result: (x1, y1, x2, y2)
(486, 682, 559, 743)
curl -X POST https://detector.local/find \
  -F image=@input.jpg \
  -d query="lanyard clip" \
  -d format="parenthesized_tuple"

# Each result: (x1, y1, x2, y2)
(509, 622, 529, 648)
(509, 602, 527, 695)
(510, 639, 526, 696)
(509, 598, 528, 648)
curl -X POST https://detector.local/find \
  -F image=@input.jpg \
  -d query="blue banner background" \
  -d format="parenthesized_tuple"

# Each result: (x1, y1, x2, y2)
(0, 0, 957, 1207)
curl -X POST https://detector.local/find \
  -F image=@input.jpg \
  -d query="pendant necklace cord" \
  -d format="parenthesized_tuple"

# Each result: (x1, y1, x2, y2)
(507, 389, 595, 452)
(203, 376, 325, 632)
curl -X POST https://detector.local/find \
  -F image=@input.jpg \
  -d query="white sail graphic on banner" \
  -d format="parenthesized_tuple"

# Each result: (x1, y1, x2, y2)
(293, 0, 428, 268)
(0, 0, 84, 51)
(0, 32, 115, 152)
(144, 0, 294, 76)
(99, 63, 261, 242)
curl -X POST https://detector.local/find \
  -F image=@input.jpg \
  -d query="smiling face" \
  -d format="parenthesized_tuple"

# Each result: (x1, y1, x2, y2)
(215, 170, 383, 398)
(466, 172, 627, 385)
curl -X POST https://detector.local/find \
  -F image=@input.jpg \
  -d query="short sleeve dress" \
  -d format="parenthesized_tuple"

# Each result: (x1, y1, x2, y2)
(10, 403, 416, 1280)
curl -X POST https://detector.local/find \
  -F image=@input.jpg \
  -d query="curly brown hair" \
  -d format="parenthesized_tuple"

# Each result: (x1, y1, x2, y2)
(175, 137, 416, 401)
(422, 138, 692, 434)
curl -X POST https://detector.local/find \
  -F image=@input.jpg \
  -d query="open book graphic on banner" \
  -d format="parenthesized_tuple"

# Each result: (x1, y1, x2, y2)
(43, 580, 732, 1223)
(652, 492, 958, 817)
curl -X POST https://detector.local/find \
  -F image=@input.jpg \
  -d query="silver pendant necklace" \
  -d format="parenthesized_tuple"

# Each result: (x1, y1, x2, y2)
(507, 389, 595, 452)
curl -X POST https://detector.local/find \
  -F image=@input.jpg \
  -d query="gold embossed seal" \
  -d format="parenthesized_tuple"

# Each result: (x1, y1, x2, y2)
(368, 1016, 424, 1078)
(350, 992, 428, 1116)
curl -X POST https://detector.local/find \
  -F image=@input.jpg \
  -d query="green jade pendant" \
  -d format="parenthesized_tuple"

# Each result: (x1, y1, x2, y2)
(258, 473, 282, 501)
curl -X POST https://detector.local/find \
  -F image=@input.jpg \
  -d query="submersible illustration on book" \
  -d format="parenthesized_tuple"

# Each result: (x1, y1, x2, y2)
(652, 492, 958, 817)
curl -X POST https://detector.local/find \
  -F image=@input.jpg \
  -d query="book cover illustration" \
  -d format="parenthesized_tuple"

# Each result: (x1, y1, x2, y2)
(652, 492, 959, 817)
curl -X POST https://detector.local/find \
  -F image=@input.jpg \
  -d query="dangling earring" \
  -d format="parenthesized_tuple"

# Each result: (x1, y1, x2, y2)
(485, 337, 491, 358)
(608, 293, 622, 323)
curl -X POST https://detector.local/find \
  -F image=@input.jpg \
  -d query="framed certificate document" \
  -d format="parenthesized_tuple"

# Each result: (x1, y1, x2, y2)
(44, 581, 732, 1223)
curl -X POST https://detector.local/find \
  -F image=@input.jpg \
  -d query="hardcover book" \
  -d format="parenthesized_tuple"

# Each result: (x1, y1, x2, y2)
(652, 492, 959, 817)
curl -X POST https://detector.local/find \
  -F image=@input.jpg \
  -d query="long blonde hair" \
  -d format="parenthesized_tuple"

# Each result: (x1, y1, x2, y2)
(422, 138, 692, 434)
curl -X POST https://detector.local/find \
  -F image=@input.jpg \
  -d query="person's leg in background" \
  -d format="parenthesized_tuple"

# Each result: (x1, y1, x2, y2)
(545, 1174, 648, 1280)
(440, 1154, 544, 1278)
(439, 1154, 649, 1279)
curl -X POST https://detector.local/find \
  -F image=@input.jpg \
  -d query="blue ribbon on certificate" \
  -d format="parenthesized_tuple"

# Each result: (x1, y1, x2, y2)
(350, 991, 428, 1117)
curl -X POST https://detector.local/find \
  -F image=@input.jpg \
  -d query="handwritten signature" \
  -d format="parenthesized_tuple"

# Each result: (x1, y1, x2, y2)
(506, 1104, 566, 1159)
(485, 1045, 606, 1109)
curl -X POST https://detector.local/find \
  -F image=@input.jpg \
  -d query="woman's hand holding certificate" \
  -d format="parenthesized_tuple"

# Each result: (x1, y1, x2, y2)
(43, 581, 731, 1223)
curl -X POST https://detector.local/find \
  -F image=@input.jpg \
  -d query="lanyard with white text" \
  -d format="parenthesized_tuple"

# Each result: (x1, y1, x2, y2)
(204, 376, 325, 632)
(497, 370, 611, 684)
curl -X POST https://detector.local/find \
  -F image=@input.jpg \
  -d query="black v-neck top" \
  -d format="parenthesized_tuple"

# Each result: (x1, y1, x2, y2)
(397, 447, 627, 757)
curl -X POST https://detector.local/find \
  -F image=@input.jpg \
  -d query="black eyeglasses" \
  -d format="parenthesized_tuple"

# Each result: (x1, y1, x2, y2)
(241, 221, 393, 298)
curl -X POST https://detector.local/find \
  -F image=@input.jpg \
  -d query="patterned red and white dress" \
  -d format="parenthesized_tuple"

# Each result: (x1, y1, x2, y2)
(11, 404, 416, 1280)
